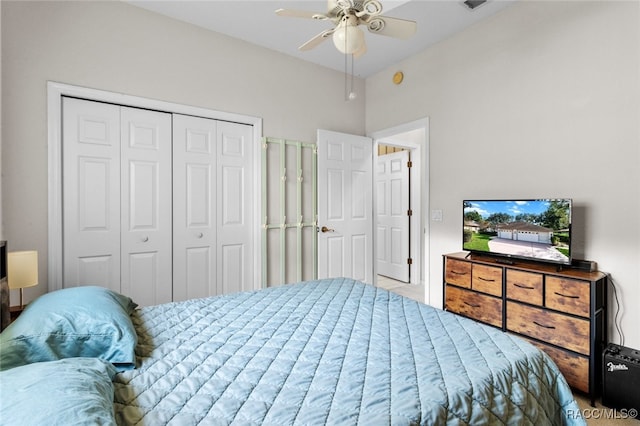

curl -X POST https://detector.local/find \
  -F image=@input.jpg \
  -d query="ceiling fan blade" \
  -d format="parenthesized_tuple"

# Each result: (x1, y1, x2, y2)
(275, 8, 329, 20)
(299, 28, 335, 51)
(366, 16, 417, 39)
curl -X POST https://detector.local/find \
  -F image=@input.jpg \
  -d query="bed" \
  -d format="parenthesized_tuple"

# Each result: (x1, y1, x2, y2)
(0, 278, 584, 425)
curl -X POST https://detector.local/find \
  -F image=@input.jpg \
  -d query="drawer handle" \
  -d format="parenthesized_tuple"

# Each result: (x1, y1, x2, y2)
(478, 277, 496, 282)
(513, 283, 535, 290)
(554, 291, 579, 299)
(533, 321, 556, 330)
(464, 301, 480, 308)
(451, 271, 467, 276)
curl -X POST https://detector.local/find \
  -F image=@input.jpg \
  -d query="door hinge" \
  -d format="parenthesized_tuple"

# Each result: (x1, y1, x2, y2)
(407, 258, 413, 265)
(407, 161, 413, 168)
(407, 209, 413, 216)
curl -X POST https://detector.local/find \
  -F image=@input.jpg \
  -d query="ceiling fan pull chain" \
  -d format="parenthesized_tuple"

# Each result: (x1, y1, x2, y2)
(350, 54, 356, 100)
(344, 32, 349, 101)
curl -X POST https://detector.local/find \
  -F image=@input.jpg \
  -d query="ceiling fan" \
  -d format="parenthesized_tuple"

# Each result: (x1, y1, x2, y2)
(276, 0, 417, 58)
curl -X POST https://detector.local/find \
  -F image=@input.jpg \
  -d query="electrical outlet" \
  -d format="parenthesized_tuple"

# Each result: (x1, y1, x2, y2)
(431, 209, 443, 222)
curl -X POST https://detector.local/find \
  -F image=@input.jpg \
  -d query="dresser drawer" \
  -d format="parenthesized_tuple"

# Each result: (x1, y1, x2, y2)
(506, 269, 543, 305)
(523, 337, 589, 393)
(506, 301, 589, 355)
(446, 285, 502, 328)
(546, 277, 590, 318)
(472, 264, 502, 297)
(445, 259, 472, 288)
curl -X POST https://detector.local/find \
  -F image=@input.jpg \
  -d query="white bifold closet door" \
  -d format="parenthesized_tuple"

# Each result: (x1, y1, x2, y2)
(63, 97, 172, 306)
(172, 115, 253, 301)
(62, 98, 253, 305)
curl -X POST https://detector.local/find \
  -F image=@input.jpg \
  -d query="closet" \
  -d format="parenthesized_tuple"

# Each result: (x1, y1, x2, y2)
(62, 97, 253, 305)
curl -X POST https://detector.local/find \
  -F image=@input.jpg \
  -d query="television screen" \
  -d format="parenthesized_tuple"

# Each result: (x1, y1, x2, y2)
(463, 199, 572, 265)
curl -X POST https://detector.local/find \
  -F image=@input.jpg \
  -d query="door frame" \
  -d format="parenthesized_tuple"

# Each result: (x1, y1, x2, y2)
(369, 118, 429, 300)
(47, 81, 263, 293)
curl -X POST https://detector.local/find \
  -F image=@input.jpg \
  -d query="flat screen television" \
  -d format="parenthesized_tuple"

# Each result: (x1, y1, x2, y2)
(463, 199, 572, 265)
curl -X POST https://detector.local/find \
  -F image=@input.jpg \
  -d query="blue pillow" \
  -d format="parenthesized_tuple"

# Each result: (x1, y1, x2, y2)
(0, 286, 138, 371)
(0, 358, 117, 425)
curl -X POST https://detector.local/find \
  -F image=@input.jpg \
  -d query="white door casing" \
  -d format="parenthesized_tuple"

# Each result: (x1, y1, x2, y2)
(376, 150, 410, 282)
(172, 114, 217, 302)
(317, 129, 373, 284)
(370, 118, 429, 302)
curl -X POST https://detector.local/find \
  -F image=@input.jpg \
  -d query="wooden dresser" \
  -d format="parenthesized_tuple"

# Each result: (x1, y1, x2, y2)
(443, 252, 607, 404)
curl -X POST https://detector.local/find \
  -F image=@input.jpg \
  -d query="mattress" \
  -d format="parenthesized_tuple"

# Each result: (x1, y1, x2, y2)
(113, 278, 584, 425)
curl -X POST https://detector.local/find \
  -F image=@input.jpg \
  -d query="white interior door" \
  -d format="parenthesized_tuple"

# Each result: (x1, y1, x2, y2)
(217, 121, 254, 295)
(172, 114, 217, 301)
(120, 107, 173, 306)
(376, 150, 410, 282)
(62, 98, 121, 292)
(317, 129, 373, 284)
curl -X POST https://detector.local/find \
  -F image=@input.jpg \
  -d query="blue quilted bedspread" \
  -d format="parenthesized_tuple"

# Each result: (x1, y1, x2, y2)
(113, 278, 584, 425)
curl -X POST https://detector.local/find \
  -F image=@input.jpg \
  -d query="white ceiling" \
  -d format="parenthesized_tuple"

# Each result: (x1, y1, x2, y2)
(126, 0, 518, 77)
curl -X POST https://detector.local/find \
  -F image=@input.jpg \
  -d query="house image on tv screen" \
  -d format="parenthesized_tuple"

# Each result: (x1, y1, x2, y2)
(495, 221, 553, 244)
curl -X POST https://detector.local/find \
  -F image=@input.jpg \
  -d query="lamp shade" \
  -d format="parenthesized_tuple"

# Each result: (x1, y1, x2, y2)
(8, 251, 38, 290)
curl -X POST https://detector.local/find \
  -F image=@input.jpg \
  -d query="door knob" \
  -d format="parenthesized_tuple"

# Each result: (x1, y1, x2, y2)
(321, 226, 335, 233)
(141, 236, 149, 242)
(197, 232, 204, 238)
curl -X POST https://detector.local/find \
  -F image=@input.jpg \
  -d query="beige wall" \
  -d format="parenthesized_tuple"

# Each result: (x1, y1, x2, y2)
(366, 0, 640, 348)
(1, 1, 364, 300)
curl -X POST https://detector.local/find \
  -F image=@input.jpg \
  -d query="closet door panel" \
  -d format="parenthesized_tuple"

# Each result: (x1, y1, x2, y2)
(120, 107, 172, 305)
(62, 97, 121, 292)
(217, 121, 253, 295)
(77, 256, 114, 289)
(173, 114, 217, 301)
(221, 244, 244, 294)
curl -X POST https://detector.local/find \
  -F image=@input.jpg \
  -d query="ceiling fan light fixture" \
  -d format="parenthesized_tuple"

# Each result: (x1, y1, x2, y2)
(332, 23, 365, 54)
